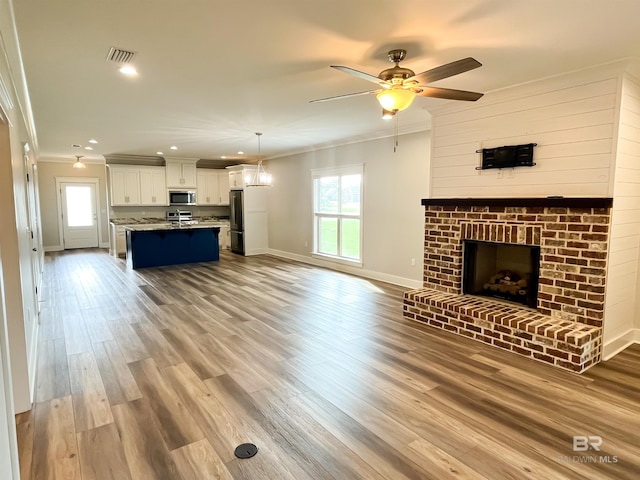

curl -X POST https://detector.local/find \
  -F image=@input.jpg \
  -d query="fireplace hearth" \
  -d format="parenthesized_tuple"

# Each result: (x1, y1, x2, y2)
(403, 197, 613, 373)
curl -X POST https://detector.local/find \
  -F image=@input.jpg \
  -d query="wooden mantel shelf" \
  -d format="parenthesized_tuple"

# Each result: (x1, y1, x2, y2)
(421, 197, 613, 208)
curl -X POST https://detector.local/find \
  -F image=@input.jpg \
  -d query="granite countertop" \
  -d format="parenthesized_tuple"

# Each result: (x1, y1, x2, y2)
(110, 217, 166, 225)
(111, 216, 230, 226)
(124, 224, 222, 232)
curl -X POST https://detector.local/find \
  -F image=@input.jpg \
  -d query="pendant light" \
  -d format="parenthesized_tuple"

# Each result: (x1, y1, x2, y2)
(72, 155, 86, 169)
(245, 132, 272, 186)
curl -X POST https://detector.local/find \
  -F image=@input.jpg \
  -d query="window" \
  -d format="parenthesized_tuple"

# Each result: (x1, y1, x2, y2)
(312, 165, 363, 263)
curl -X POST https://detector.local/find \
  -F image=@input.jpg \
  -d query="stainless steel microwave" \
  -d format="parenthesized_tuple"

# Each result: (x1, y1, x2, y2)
(169, 190, 196, 206)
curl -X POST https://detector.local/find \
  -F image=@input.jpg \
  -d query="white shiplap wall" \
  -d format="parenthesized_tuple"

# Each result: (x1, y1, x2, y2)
(603, 72, 640, 357)
(429, 64, 623, 198)
(429, 60, 640, 358)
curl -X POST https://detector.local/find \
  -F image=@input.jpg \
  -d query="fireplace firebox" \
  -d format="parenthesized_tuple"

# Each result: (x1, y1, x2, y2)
(463, 240, 540, 308)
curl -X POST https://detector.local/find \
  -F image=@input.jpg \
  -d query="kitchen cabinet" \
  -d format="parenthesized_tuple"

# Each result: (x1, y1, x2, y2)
(109, 165, 168, 206)
(109, 166, 141, 206)
(218, 171, 230, 205)
(218, 225, 230, 249)
(227, 164, 257, 190)
(111, 222, 168, 257)
(166, 160, 197, 188)
(196, 169, 230, 205)
(139, 167, 168, 205)
(110, 224, 127, 257)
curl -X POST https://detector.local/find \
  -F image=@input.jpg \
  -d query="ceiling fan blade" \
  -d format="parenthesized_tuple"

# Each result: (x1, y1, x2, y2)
(417, 86, 484, 101)
(407, 57, 482, 84)
(309, 90, 378, 103)
(331, 65, 383, 85)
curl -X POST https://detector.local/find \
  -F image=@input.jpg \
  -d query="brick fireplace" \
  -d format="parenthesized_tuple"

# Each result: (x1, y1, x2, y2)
(403, 198, 613, 373)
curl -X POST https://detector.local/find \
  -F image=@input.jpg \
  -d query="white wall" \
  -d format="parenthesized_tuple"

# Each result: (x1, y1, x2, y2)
(37, 160, 110, 249)
(0, 0, 40, 477)
(603, 71, 640, 357)
(429, 63, 622, 198)
(266, 130, 430, 288)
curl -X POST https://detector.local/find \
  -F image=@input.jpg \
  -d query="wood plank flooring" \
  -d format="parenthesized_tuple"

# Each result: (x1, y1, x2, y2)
(16, 248, 640, 479)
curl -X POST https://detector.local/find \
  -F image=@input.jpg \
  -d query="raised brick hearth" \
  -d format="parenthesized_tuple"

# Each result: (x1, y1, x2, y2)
(403, 198, 613, 373)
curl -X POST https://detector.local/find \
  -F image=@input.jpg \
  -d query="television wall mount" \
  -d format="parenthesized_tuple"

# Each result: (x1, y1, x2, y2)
(475, 143, 537, 170)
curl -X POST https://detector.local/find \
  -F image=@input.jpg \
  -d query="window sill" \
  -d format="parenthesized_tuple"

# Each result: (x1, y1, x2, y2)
(312, 253, 363, 268)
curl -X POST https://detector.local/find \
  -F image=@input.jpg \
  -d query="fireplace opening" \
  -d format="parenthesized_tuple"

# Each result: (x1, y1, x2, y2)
(463, 240, 540, 308)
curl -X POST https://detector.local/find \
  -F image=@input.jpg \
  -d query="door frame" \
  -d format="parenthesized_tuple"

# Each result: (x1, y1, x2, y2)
(55, 177, 103, 250)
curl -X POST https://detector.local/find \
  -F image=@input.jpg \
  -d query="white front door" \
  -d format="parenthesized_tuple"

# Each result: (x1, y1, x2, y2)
(61, 182, 99, 249)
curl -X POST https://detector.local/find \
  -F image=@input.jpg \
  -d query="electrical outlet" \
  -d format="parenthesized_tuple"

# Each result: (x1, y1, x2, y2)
(411, 258, 416, 266)
(304, 241, 308, 247)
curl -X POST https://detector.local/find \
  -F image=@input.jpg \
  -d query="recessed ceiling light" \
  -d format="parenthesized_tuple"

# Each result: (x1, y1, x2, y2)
(119, 65, 138, 76)
(156, 151, 163, 155)
(84, 146, 93, 150)
(170, 145, 178, 150)
(237, 151, 244, 155)
(88, 139, 98, 144)
(221, 156, 227, 159)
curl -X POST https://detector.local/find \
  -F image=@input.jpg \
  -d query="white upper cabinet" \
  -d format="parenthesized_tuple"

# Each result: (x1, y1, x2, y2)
(218, 171, 230, 205)
(226, 164, 257, 190)
(109, 166, 141, 206)
(139, 167, 168, 205)
(196, 169, 230, 205)
(166, 160, 197, 188)
(109, 165, 168, 206)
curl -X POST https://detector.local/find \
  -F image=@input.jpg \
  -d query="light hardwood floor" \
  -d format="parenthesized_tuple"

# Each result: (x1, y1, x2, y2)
(16, 249, 640, 479)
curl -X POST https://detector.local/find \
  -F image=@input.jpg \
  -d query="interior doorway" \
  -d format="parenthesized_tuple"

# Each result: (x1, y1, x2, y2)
(56, 178, 101, 249)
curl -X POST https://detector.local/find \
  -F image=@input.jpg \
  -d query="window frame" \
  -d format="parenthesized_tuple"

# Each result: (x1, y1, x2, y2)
(311, 164, 364, 266)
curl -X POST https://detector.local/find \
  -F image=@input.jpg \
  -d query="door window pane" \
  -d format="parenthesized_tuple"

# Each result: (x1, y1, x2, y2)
(340, 218, 360, 259)
(65, 186, 93, 227)
(318, 217, 338, 255)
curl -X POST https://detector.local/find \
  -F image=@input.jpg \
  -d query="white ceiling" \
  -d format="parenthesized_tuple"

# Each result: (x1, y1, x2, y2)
(13, 0, 640, 165)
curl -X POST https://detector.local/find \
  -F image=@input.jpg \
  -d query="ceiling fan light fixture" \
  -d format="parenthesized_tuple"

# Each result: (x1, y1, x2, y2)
(72, 155, 86, 169)
(382, 108, 397, 120)
(377, 87, 415, 112)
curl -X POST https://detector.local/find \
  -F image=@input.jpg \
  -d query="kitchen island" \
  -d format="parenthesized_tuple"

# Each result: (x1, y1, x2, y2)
(125, 224, 220, 269)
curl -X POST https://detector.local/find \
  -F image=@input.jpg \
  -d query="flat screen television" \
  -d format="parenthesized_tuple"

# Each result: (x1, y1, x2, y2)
(478, 143, 536, 170)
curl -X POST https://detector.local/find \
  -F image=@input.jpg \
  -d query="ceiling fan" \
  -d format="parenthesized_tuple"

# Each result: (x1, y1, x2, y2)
(311, 49, 484, 118)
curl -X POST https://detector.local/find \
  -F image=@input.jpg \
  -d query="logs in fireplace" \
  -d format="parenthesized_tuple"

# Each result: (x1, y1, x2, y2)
(463, 240, 540, 308)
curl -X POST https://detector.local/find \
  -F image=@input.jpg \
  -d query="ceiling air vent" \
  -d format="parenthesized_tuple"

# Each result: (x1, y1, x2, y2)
(106, 47, 136, 63)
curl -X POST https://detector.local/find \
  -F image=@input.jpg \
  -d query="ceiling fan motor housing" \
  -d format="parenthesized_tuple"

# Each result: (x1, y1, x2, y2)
(378, 66, 416, 82)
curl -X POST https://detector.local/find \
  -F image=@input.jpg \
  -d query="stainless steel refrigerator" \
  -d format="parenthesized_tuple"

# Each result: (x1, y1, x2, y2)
(229, 189, 244, 254)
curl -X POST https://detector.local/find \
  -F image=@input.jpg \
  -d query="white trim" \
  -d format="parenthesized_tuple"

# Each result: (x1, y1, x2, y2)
(267, 248, 423, 289)
(311, 163, 364, 178)
(245, 247, 269, 256)
(312, 164, 364, 264)
(54, 177, 103, 250)
(602, 328, 640, 360)
(312, 252, 362, 268)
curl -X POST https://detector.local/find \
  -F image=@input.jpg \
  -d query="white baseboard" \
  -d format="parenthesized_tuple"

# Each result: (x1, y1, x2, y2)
(45, 244, 110, 252)
(267, 248, 423, 289)
(27, 321, 39, 407)
(603, 328, 640, 360)
(245, 248, 270, 256)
